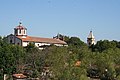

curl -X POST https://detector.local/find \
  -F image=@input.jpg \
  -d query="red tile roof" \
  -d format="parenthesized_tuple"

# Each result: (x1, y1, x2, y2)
(17, 36, 67, 45)
(13, 74, 27, 79)
(14, 25, 27, 30)
(75, 61, 81, 67)
(14, 22, 27, 30)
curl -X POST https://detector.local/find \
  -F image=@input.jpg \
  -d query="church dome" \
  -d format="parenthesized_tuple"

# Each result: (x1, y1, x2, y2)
(15, 22, 27, 30)
(14, 22, 27, 36)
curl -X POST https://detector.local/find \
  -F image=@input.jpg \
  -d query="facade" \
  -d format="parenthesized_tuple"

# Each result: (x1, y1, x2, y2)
(87, 31, 95, 46)
(6, 22, 67, 49)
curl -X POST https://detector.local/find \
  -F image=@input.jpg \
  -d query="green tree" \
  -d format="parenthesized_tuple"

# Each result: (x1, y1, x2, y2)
(40, 45, 89, 80)
(67, 37, 85, 47)
(94, 40, 116, 52)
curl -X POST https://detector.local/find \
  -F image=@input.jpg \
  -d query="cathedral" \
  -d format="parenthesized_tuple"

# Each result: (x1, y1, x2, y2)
(6, 22, 67, 49)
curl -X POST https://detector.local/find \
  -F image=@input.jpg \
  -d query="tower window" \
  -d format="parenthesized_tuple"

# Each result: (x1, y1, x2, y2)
(24, 30, 25, 34)
(15, 29, 18, 34)
(19, 30, 21, 34)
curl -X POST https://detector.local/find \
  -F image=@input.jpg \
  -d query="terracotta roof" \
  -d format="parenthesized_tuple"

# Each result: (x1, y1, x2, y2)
(75, 61, 81, 67)
(17, 36, 67, 45)
(13, 74, 27, 79)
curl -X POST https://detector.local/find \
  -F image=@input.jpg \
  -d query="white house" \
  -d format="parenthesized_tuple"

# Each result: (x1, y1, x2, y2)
(6, 22, 67, 49)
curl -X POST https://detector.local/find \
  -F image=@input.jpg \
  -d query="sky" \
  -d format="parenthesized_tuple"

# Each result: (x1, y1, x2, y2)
(0, 0, 120, 42)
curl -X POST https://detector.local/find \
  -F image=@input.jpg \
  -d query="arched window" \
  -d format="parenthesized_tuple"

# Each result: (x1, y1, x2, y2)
(24, 30, 25, 34)
(10, 40, 12, 43)
(17, 43, 20, 45)
(19, 30, 21, 34)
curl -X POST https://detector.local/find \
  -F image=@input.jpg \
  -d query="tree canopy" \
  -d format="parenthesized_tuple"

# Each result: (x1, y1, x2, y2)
(0, 36, 120, 80)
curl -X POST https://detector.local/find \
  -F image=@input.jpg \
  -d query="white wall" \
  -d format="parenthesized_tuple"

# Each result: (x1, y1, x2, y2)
(54, 44, 63, 46)
(22, 42, 29, 47)
(17, 29, 27, 36)
(35, 42, 50, 47)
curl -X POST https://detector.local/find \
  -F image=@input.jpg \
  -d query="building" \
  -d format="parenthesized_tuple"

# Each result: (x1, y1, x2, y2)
(87, 31, 95, 46)
(12, 74, 27, 80)
(53, 33, 64, 41)
(6, 22, 67, 49)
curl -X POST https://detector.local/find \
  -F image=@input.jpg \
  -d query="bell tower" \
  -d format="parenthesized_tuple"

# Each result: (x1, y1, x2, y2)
(87, 31, 95, 46)
(14, 22, 27, 37)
